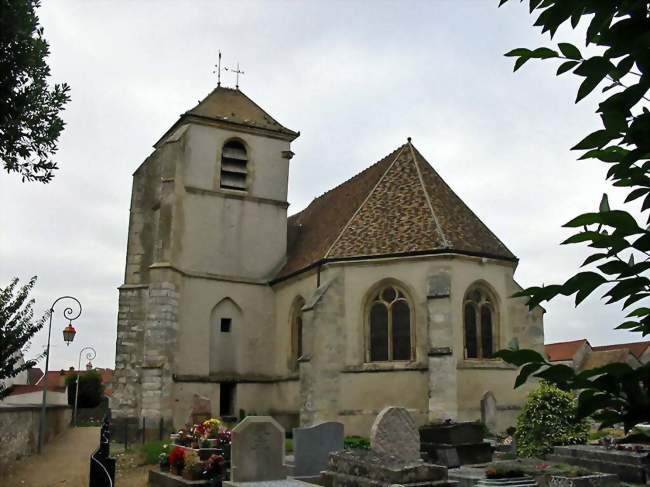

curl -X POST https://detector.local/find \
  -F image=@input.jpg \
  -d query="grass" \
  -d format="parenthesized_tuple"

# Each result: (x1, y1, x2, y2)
(344, 435, 370, 450)
(285, 438, 293, 453)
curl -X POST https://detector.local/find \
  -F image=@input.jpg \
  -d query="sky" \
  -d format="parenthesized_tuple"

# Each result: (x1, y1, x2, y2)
(1, 0, 645, 372)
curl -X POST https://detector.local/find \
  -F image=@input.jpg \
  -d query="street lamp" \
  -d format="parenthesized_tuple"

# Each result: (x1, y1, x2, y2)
(73, 346, 96, 427)
(38, 296, 82, 454)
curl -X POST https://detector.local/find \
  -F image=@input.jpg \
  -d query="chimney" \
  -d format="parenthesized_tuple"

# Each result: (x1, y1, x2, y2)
(86, 361, 93, 371)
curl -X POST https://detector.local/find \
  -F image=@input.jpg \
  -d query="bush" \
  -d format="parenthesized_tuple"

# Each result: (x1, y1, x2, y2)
(65, 370, 104, 408)
(140, 440, 168, 464)
(515, 382, 589, 457)
(344, 436, 370, 450)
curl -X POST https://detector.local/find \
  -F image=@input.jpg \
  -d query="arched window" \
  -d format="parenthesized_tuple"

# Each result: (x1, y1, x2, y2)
(463, 285, 497, 359)
(220, 140, 248, 191)
(290, 296, 305, 368)
(367, 284, 412, 362)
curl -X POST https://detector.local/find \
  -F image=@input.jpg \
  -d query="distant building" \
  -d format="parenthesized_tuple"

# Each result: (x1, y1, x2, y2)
(544, 339, 649, 371)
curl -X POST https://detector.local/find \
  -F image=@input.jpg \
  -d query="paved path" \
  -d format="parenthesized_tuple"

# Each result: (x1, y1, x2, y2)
(4, 427, 100, 487)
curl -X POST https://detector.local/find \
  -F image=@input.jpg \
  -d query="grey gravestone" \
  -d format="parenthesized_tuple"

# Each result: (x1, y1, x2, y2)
(370, 406, 420, 463)
(293, 421, 344, 477)
(480, 392, 497, 432)
(187, 393, 211, 425)
(230, 416, 285, 482)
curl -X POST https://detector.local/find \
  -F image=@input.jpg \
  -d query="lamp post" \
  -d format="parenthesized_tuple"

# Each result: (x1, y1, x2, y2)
(38, 296, 82, 454)
(73, 346, 96, 427)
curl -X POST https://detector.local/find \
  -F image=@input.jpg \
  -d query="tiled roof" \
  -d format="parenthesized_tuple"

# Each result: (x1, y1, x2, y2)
(592, 341, 650, 359)
(8, 383, 65, 396)
(275, 141, 516, 280)
(186, 86, 298, 138)
(579, 348, 639, 371)
(27, 367, 43, 385)
(544, 339, 589, 362)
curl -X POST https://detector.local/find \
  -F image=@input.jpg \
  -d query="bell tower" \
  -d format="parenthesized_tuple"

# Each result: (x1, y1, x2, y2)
(112, 86, 299, 435)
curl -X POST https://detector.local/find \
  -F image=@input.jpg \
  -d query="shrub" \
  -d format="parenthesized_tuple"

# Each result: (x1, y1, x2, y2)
(515, 382, 589, 457)
(344, 436, 370, 450)
(65, 370, 103, 408)
(140, 440, 168, 465)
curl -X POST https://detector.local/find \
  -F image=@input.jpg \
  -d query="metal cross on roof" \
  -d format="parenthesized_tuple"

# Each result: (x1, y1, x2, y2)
(225, 62, 245, 89)
(213, 50, 223, 87)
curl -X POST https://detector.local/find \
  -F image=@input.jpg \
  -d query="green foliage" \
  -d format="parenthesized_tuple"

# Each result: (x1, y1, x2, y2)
(344, 435, 370, 450)
(496, 0, 650, 431)
(515, 382, 589, 457)
(0, 276, 47, 398)
(140, 440, 168, 465)
(0, 0, 71, 183)
(66, 369, 104, 408)
(285, 438, 293, 453)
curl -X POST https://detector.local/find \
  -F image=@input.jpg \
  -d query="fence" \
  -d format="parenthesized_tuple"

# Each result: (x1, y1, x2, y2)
(89, 412, 116, 487)
(111, 416, 168, 450)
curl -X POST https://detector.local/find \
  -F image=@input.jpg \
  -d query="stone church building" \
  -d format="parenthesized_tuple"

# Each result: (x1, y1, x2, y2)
(112, 86, 544, 435)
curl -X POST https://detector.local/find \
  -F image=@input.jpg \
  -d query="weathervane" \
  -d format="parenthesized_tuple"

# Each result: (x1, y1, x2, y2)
(225, 62, 245, 89)
(213, 50, 223, 87)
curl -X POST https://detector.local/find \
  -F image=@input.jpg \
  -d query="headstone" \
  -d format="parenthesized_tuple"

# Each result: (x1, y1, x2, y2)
(187, 393, 211, 425)
(480, 392, 497, 432)
(370, 406, 421, 463)
(293, 421, 344, 477)
(230, 416, 285, 482)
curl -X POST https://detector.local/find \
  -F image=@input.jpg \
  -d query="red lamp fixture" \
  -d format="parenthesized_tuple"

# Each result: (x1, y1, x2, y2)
(62, 323, 77, 345)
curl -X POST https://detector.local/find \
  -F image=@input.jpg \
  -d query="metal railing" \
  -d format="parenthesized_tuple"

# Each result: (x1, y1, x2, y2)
(89, 411, 116, 487)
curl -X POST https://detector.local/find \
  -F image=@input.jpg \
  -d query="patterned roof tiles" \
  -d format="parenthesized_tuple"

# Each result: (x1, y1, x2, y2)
(275, 141, 516, 281)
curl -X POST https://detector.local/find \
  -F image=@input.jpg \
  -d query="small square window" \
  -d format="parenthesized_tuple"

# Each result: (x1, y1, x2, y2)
(220, 318, 232, 333)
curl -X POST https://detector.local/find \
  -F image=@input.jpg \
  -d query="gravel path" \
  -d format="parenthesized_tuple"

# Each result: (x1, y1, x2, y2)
(4, 427, 100, 487)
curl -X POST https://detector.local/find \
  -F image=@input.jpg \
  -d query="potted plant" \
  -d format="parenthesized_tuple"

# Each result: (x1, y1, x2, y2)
(159, 452, 170, 472)
(204, 453, 227, 487)
(183, 450, 201, 480)
(169, 446, 185, 476)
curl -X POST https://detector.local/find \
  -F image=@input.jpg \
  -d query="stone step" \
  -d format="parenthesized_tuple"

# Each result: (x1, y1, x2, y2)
(321, 471, 457, 487)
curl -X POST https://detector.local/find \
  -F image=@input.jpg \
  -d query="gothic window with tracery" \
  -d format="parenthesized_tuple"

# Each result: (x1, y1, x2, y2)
(220, 140, 248, 190)
(290, 296, 305, 368)
(368, 284, 412, 362)
(463, 285, 496, 359)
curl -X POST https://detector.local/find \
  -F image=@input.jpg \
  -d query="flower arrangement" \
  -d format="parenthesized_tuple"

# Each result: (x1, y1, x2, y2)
(168, 446, 186, 475)
(182, 449, 201, 480)
(203, 453, 227, 480)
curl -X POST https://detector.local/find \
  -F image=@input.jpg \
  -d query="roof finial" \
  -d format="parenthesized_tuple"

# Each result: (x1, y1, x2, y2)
(213, 50, 222, 87)
(407, 136, 412, 143)
(225, 61, 245, 90)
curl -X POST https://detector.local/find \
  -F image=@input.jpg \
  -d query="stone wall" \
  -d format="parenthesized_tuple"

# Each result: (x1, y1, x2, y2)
(0, 405, 71, 473)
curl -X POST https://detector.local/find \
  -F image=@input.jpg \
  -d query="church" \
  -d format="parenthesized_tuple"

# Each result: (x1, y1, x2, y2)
(112, 85, 544, 436)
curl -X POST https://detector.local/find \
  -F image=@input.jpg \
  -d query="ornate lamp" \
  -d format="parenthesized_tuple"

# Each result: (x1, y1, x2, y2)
(63, 323, 77, 345)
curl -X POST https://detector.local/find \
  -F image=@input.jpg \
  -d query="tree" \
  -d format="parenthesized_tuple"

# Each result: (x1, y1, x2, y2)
(0, 276, 47, 398)
(493, 0, 650, 431)
(66, 369, 104, 408)
(0, 0, 70, 183)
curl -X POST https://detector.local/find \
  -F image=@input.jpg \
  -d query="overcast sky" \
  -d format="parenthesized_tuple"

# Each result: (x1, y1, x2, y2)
(1, 0, 644, 371)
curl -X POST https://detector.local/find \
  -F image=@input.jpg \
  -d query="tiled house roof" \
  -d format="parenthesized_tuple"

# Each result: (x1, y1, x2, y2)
(592, 341, 650, 359)
(275, 141, 516, 281)
(544, 339, 589, 362)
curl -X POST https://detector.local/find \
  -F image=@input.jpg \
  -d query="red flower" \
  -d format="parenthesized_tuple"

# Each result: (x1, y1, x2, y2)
(169, 446, 186, 468)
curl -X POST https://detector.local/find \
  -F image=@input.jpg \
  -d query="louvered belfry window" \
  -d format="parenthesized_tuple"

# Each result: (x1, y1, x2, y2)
(463, 287, 496, 359)
(368, 285, 412, 362)
(220, 140, 248, 191)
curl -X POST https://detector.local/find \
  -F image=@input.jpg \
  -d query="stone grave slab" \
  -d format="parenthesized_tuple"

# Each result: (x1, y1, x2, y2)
(187, 394, 212, 425)
(420, 421, 493, 467)
(370, 406, 420, 463)
(230, 416, 286, 483)
(293, 421, 344, 478)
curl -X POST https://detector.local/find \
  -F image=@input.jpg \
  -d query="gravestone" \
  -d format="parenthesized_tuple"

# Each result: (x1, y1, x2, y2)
(187, 393, 211, 425)
(322, 407, 457, 487)
(480, 392, 497, 433)
(370, 406, 421, 463)
(420, 421, 493, 468)
(229, 416, 285, 482)
(294, 421, 344, 478)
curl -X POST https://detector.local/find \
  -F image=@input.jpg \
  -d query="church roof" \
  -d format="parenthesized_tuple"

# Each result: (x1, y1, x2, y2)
(185, 86, 298, 139)
(275, 141, 516, 281)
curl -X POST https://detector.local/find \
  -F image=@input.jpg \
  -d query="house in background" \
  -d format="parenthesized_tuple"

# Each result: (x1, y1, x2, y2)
(544, 339, 649, 371)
